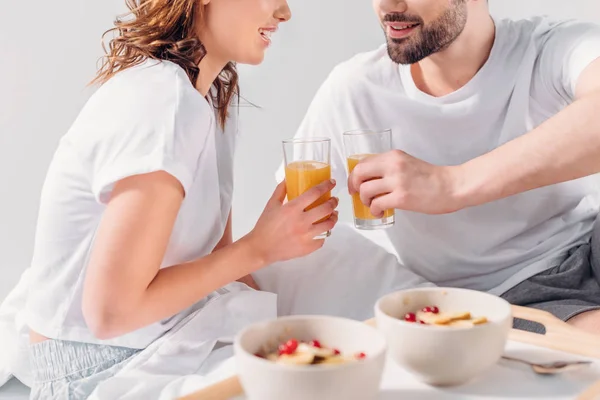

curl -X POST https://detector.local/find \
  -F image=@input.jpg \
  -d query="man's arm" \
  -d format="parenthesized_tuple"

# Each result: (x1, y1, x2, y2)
(351, 56, 600, 216)
(455, 57, 600, 208)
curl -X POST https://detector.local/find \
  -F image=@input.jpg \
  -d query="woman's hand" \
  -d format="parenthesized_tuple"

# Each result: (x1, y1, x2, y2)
(246, 179, 339, 266)
(237, 274, 260, 290)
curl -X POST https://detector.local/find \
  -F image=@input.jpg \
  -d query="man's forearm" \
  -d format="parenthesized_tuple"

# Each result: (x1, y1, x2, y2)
(454, 92, 600, 208)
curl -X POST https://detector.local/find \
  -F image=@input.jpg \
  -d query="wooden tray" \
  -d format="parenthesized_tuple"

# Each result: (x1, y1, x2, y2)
(179, 305, 600, 400)
(510, 305, 600, 359)
(577, 380, 600, 400)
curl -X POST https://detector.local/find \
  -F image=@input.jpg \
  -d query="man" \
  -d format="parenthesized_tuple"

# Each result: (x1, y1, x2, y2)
(291, 0, 600, 333)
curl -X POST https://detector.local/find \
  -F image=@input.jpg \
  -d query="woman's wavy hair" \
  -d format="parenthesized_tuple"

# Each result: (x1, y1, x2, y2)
(92, 0, 238, 128)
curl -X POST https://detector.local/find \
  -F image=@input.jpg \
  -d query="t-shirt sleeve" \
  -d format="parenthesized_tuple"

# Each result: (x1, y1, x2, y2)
(537, 20, 600, 101)
(276, 71, 349, 194)
(80, 66, 212, 204)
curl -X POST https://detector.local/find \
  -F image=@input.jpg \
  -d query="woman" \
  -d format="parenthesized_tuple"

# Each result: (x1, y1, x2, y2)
(25, 0, 339, 397)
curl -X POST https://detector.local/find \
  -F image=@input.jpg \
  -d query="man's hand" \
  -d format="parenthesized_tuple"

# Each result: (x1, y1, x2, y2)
(348, 150, 463, 216)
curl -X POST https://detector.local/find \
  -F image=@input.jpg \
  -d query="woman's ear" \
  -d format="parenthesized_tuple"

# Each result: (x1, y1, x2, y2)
(201, 0, 211, 5)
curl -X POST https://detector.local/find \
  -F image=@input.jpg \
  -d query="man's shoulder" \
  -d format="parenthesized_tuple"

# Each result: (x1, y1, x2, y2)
(496, 16, 599, 45)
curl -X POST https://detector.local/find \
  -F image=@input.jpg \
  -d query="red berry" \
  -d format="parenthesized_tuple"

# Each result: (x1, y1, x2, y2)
(278, 340, 298, 356)
(356, 352, 366, 359)
(254, 353, 265, 359)
(404, 313, 417, 323)
(309, 340, 321, 348)
(278, 344, 289, 355)
(333, 348, 341, 355)
(280, 346, 294, 355)
(422, 306, 439, 314)
(286, 339, 298, 353)
(419, 320, 426, 325)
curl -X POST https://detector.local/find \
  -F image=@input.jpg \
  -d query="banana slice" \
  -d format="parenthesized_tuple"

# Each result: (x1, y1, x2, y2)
(433, 311, 471, 325)
(297, 343, 335, 358)
(417, 311, 472, 325)
(415, 311, 440, 325)
(447, 311, 471, 323)
(316, 355, 353, 365)
(277, 352, 315, 366)
(448, 320, 474, 328)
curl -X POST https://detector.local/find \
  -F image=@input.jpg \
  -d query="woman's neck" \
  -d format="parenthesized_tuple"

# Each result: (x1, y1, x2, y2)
(195, 53, 227, 97)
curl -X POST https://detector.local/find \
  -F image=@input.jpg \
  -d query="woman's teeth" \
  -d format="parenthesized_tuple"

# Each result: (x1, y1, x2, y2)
(259, 29, 272, 41)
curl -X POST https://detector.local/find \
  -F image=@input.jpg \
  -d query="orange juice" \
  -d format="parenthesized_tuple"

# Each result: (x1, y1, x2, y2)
(347, 154, 394, 220)
(285, 161, 331, 214)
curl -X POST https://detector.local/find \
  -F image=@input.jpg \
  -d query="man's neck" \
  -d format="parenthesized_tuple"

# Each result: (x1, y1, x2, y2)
(411, 12, 495, 97)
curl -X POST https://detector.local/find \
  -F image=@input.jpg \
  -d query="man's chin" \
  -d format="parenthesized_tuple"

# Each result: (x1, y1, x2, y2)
(386, 45, 413, 65)
(386, 40, 430, 65)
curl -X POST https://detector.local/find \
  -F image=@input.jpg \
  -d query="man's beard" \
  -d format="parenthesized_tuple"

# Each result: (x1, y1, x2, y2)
(385, 1, 468, 65)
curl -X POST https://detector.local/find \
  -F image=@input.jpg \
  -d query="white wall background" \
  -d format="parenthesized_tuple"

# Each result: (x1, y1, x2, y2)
(1, 0, 599, 302)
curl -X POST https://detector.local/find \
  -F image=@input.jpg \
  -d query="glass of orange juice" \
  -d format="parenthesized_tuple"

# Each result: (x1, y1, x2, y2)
(343, 129, 395, 230)
(283, 137, 332, 239)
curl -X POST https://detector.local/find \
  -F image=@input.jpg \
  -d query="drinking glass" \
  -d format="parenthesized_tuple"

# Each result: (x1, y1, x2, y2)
(283, 137, 332, 238)
(343, 129, 395, 230)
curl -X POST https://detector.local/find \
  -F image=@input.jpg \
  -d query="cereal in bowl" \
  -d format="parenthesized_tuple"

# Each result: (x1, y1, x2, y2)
(403, 305, 488, 327)
(255, 339, 367, 366)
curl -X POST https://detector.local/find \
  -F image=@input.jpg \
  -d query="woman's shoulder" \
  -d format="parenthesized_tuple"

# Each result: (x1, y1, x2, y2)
(63, 59, 215, 169)
(95, 59, 210, 118)
(70, 59, 213, 139)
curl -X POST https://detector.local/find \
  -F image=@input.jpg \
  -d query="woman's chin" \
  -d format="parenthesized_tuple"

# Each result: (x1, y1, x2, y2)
(234, 51, 266, 66)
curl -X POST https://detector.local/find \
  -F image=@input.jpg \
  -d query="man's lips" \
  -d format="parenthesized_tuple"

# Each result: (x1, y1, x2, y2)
(385, 21, 420, 39)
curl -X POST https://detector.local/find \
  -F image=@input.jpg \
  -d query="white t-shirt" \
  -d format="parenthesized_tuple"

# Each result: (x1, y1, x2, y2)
(286, 17, 600, 295)
(25, 60, 238, 348)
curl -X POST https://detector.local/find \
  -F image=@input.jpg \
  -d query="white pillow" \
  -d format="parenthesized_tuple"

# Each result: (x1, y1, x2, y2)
(254, 222, 433, 321)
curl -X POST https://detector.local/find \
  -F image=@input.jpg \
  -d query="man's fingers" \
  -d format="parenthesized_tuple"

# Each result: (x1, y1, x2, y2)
(347, 174, 357, 195)
(348, 158, 382, 195)
(358, 179, 390, 207)
(370, 194, 396, 218)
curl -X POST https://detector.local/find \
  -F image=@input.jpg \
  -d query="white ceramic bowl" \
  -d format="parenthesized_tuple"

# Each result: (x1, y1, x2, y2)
(375, 287, 512, 386)
(234, 316, 387, 400)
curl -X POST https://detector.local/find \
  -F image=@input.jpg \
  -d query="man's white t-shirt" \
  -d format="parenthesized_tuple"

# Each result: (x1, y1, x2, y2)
(25, 60, 238, 348)
(287, 17, 600, 295)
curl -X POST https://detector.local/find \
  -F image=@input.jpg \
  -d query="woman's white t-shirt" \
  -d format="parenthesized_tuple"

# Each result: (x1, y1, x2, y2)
(25, 60, 237, 349)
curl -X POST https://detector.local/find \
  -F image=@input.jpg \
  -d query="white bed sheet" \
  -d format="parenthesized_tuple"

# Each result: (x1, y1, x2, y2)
(0, 222, 430, 399)
(0, 378, 29, 400)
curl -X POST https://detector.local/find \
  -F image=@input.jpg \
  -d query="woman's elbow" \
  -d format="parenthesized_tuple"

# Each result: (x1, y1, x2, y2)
(82, 304, 125, 340)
